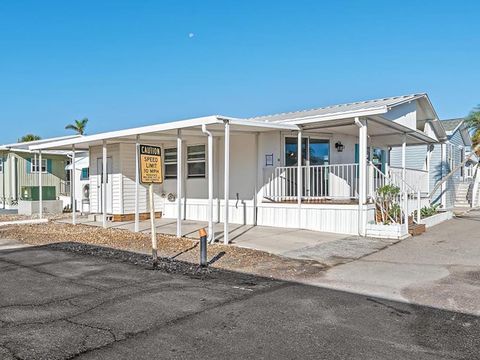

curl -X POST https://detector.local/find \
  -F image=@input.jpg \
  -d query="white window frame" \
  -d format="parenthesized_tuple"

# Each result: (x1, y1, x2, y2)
(31, 158, 47, 173)
(164, 147, 177, 179)
(187, 144, 206, 178)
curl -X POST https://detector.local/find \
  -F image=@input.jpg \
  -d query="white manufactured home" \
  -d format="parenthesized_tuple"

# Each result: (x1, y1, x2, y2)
(30, 94, 470, 240)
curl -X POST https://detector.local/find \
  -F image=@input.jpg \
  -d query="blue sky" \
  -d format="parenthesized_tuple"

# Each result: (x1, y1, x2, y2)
(0, 0, 479, 143)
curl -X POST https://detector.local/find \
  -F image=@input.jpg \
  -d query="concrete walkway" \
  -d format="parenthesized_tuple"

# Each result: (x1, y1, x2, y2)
(0, 238, 30, 251)
(59, 216, 398, 266)
(312, 209, 480, 315)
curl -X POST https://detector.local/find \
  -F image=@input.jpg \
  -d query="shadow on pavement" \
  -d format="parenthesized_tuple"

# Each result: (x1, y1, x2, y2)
(0, 242, 478, 360)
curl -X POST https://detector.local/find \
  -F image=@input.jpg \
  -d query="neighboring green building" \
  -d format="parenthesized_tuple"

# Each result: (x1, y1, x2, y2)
(0, 136, 79, 209)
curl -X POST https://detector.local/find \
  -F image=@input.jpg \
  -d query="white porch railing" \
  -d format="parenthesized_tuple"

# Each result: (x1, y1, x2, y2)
(465, 165, 475, 180)
(263, 163, 423, 222)
(263, 164, 359, 202)
(389, 166, 429, 193)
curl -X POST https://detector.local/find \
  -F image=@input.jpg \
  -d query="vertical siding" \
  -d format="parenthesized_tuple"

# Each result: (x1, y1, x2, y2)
(0, 151, 68, 205)
(89, 144, 121, 214)
(14, 152, 67, 199)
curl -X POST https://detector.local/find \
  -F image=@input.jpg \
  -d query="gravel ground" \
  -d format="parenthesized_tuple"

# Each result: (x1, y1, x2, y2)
(0, 213, 71, 222)
(0, 221, 326, 281)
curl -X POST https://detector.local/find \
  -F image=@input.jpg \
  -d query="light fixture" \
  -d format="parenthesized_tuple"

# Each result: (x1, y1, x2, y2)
(335, 141, 344, 152)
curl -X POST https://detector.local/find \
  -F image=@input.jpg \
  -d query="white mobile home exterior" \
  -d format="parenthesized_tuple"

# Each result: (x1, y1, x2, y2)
(32, 94, 469, 239)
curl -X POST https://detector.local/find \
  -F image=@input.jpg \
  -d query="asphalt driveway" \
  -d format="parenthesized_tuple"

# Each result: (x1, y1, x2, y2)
(314, 210, 480, 315)
(0, 242, 478, 360)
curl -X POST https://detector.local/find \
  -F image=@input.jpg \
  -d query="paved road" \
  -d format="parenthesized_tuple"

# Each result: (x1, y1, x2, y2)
(313, 210, 480, 315)
(0, 243, 478, 360)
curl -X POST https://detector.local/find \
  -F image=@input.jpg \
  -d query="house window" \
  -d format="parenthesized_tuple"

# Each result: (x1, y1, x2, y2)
(164, 148, 177, 179)
(187, 145, 206, 178)
(0, 158, 3, 173)
(284, 137, 329, 166)
(80, 168, 89, 180)
(31, 158, 47, 173)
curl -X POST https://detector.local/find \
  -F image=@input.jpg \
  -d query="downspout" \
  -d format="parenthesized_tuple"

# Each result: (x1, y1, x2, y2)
(201, 124, 215, 243)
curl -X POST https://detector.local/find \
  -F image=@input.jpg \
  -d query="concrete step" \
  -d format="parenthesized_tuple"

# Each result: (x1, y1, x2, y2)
(408, 223, 426, 236)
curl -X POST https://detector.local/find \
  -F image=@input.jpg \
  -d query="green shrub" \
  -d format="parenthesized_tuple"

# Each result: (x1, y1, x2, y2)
(419, 204, 440, 218)
(375, 185, 402, 224)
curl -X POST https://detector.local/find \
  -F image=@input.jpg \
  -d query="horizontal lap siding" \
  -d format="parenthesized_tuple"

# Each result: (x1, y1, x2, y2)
(429, 144, 443, 204)
(446, 132, 465, 208)
(390, 145, 427, 170)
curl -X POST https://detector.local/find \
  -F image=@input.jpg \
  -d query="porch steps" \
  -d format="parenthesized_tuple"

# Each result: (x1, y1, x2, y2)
(454, 183, 472, 208)
(408, 223, 426, 236)
(88, 214, 114, 222)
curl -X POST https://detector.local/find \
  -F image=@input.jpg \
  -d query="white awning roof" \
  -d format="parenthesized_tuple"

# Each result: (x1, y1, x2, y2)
(2, 135, 82, 150)
(29, 116, 300, 151)
(28, 94, 442, 152)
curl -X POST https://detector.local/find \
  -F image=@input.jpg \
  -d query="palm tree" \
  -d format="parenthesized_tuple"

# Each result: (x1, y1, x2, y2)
(18, 134, 41, 142)
(465, 105, 480, 155)
(65, 118, 88, 135)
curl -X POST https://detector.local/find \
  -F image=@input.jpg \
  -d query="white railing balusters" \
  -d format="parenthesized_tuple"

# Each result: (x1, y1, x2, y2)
(264, 164, 360, 202)
(389, 166, 429, 193)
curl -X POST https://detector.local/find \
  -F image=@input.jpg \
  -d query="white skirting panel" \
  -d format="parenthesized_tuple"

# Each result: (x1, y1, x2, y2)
(162, 198, 255, 225)
(256, 203, 375, 235)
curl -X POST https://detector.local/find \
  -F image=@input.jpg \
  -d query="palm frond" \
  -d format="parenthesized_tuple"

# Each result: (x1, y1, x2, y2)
(65, 124, 78, 131)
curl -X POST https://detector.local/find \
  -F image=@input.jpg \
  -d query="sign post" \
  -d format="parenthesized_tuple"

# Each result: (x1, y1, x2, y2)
(139, 144, 163, 267)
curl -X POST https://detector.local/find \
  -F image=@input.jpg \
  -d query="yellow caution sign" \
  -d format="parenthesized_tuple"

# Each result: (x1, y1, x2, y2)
(139, 145, 163, 184)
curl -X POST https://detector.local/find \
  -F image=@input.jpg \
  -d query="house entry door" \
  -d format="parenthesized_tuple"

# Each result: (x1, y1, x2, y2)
(284, 137, 329, 197)
(96, 157, 113, 214)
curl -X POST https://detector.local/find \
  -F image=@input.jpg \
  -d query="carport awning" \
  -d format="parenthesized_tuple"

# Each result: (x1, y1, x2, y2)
(29, 116, 300, 151)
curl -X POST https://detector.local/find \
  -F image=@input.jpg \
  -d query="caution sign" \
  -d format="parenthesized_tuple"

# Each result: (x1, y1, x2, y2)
(139, 145, 163, 184)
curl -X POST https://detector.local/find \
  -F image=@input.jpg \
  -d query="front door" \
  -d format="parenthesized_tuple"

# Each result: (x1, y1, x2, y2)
(96, 157, 113, 214)
(285, 137, 330, 197)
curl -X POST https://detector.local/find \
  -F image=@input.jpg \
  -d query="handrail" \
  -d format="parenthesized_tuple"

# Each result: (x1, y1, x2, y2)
(429, 144, 480, 199)
(387, 168, 417, 194)
(300, 163, 359, 169)
(389, 165, 428, 174)
(370, 162, 420, 225)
